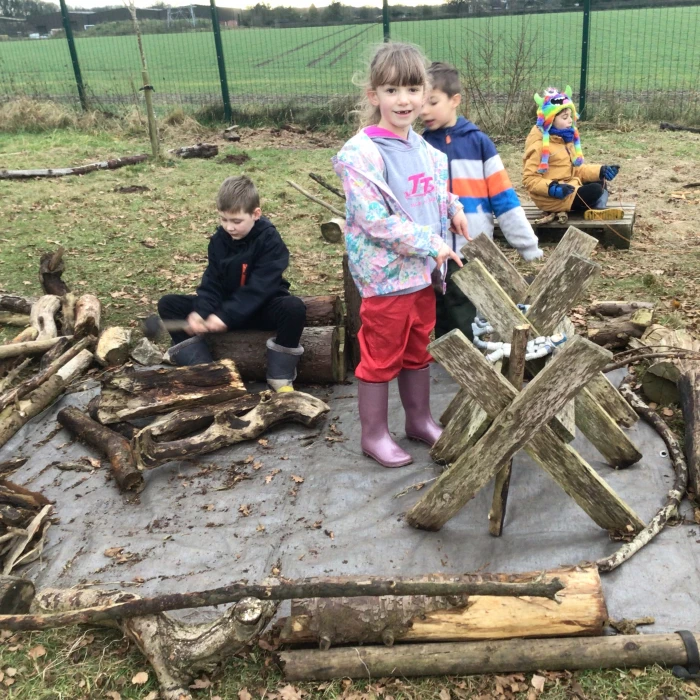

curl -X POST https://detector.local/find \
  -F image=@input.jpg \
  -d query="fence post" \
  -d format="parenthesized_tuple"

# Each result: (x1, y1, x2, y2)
(59, 0, 88, 111)
(382, 0, 390, 41)
(209, 0, 233, 123)
(578, 0, 591, 119)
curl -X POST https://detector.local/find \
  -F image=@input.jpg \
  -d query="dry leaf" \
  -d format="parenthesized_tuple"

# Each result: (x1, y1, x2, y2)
(28, 644, 46, 659)
(141, 238, 157, 249)
(279, 684, 303, 700)
(531, 674, 545, 692)
(256, 523, 266, 532)
(131, 670, 149, 685)
(145, 693, 159, 700)
(253, 460, 263, 470)
(324, 529, 335, 539)
(104, 546, 123, 558)
(291, 474, 304, 483)
(244, 455, 254, 464)
(239, 689, 253, 700)
(239, 504, 251, 517)
(439, 689, 450, 700)
(189, 676, 212, 689)
(258, 438, 269, 447)
(662, 407, 674, 417)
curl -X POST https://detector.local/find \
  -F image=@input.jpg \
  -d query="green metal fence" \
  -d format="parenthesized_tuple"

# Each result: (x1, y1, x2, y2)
(1, 0, 699, 124)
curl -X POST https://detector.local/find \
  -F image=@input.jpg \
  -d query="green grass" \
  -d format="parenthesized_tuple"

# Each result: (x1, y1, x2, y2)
(1, 5, 700, 116)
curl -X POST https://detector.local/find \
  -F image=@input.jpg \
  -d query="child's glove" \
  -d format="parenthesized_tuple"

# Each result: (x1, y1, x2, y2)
(548, 182, 575, 199)
(600, 165, 620, 181)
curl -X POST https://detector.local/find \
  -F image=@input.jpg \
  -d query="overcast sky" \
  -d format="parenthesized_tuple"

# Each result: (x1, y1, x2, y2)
(67, 0, 443, 10)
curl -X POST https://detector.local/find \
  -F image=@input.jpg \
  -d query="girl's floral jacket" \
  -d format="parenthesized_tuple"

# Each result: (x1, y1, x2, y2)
(332, 129, 463, 298)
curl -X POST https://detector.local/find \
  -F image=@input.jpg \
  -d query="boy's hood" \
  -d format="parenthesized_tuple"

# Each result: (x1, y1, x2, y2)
(424, 115, 479, 140)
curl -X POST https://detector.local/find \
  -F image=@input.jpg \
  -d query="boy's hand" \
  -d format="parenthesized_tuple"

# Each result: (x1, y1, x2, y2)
(434, 242, 463, 270)
(449, 210, 470, 241)
(600, 165, 620, 181)
(186, 312, 208, 335)
(205, 315, 228, 333)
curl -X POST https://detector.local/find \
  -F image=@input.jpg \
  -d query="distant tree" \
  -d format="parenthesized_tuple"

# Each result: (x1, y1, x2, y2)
(321, 0, 344, 22)
(307, 2, 318, 21)
(0, 0, 57, 17)
(421, 4, 433, 16)
(356, 5, 371, 20)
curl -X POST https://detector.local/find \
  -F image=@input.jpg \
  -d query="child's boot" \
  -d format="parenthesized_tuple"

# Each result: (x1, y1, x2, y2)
(398, 366, 443, 447)
(584, 188, 624, 220)
(358, 380, 413, 468)
(165, 336, 213, 366)
(266, 338, 303, 393)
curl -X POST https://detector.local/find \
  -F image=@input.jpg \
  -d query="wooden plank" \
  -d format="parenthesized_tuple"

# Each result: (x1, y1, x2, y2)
(424, 331, 643, 533)
(440, 387, 468, 427)
(553, 317, 577, 442)
(460, 233, 529, 303)
(525, 254, 600, 336)
(279, 566, 607, 646)
(431, 395, 490, 465)
(586, 373, 639, 428)
(525, 227, 598, 305)
(575, 388, 643, 469)
(407, 335, 612, 530)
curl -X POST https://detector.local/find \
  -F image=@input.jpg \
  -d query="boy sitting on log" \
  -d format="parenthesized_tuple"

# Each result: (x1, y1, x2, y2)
(157, 175, 306, 392)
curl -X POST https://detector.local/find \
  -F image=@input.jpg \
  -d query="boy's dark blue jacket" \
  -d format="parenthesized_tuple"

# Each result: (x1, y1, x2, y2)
(423, 116, 541, 260)
(193, 216, 290, 328)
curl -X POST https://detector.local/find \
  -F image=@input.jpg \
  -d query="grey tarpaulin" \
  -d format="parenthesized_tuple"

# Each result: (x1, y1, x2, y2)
(1, 367, 698, 629)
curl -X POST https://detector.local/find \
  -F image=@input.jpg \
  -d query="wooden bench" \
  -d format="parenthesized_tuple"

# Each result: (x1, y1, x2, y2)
(494, 202, 636, 249)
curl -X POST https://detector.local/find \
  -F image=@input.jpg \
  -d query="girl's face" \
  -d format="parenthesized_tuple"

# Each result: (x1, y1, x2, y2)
(368, 84, 425, 137)
(553, 108, 573, 129)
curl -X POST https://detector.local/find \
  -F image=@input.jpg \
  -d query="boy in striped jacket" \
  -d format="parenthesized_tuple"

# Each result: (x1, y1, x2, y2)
(422, 62, 542, 339)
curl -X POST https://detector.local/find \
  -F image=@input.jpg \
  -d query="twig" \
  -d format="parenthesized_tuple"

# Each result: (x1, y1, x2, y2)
(308, 172, 345, 200)
(0, 358, 32, 393)
(597, 375, 687, 573)
(604, 351, 700, 373)
(0, 575, 564, 631)
(287, 180, 344, 217)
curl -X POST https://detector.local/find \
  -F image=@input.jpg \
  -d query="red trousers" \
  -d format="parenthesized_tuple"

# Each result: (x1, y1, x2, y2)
(355, 286, 435, 383)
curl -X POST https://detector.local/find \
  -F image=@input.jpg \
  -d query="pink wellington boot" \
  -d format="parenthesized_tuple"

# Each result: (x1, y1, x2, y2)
(397, 366, 443, 446)
(358, 380, 413, 468)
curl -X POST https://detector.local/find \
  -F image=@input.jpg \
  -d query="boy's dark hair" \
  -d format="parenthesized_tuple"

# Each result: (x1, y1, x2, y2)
(217, 175, 260, 214)
(428, 61, 461, 98)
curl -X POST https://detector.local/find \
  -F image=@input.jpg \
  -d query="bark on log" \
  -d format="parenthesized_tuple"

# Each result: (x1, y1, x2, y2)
(39, 248, 69, 296)
(95, 360, 246, 424)
(678, 364, 700, 501)
(34, 587, 277, 700)
(135, 390, 329, 468)
(60, 293, 77, 335)
(278, 632, 700, 681)
(0, 295, 35, 315)
(299, 295, 343, 327)
(0, 154, 148, 179)
(0, 576, 35, 614)
(168, 143, 218, 159)
(57, 407, 144, 492)
(38, 335, 71, 371)
(587, 309, 654, 349)
(0, 576, 564, 631)
(0, 336, 68, 361)
(95, 326, 132, 367)
(589, 301, 655, 318)
(0, 349, 92, 448)
(0, 313, 30, 327)
(30, 295, 61, 340)
(73, 294, 101, 339)
(0, 327, 38, 378)
(279, 566, 604, 648)
(343, 253, 362, 371)
(207, 326, 346, 384)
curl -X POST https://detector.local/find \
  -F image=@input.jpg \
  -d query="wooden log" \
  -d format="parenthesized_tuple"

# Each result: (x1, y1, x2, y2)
(57, 407, 144, 492)
(0, 327, 38, 378)
(525, 254, 600, 336)
(0, 576, 35, 614)
(0, 313, 30, 327)
(460, 233, 529, 303)
(342, 253, 362, 371)
(278, 632, 700, 681)
(279, 566, 606, 647)
(407, 336, 612, 531)
(489, 325, 530, 536)
(587, 308, 654, 349)
(95, 359, 246, 424)
(207, 326, 345, 385)
(135, 390, 330, 468)
(39, 248, 69, 296)
(589, 301, 655, 318)
(0, 336, 68, 361)
(320, 218, 344, 243)
(38, 335, 71, 371)
(73, 294, 101, 339)
(299, 295, 343, 327)
(30, 295, 61, 340)
(168, 143, 218, 159)
(575, 388, 642, 468)
(586, 372, 639, 428)
(0, 576, 563, 632)
(524, 226, 598, 305)
(0, 154, 148, 179)
(0, 295, 35, 315)
(60, 292, 77, 335)
(679, 364, 700, 501)
(95, 326, 131, 367)
(424, 331, 643, 534)
(660, 121, 700, 134)
(431, 396, 490, 465)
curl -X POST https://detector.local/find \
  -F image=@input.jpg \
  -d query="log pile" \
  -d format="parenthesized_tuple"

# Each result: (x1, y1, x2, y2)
(586, 300, 655, 349)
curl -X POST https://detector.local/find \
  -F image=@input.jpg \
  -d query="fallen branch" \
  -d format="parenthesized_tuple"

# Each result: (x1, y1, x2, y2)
(308, 172, 345, 200)
(597, 375, 687, 573)
(0, 295, 35, 315)
(0, 154, 148, 179)
(287, 180, 344, 217)
(660, 121, 700, 134)
(0, 336, 72, 361)
(604, 350, 700, 373)
(0, 313, 30, 327)
(0, 575, 564, 631)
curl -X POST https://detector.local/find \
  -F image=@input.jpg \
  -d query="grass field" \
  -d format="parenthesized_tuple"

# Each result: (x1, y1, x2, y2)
(1, 4, 700, 115)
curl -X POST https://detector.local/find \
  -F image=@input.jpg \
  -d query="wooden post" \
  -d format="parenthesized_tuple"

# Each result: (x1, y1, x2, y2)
(489, 325, 530, 536)
(342, 253, 362, 371)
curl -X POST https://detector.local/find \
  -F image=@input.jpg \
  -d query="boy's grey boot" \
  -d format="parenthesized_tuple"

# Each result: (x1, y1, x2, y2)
(266, 338, 303, 393)
(165, 336, 214, 366)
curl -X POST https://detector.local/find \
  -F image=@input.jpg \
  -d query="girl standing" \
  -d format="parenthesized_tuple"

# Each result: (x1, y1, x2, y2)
(333, 42, 468, 468)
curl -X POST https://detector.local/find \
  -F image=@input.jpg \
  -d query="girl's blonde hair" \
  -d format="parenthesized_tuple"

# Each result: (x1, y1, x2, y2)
(355, 42, 430, 128)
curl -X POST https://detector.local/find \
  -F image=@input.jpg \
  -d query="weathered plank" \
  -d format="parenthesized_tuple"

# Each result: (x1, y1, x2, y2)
(460, 233, 529, 303)
(407, 335, 612, 530)
(440, 387, 468, 427)
(431, 396, 491, 465)
(586, 373, 639, 428)
(423, 331, 643, 533)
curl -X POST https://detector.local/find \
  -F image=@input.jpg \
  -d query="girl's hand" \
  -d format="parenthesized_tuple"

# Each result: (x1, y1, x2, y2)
(435, 242, 463, 269)
(186, 312, 208, 335)
(205, 314, 228, 333)
(449, 210, 470, 241)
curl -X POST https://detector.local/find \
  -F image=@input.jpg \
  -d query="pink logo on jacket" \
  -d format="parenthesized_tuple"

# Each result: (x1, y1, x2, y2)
(405, 173, 435, 198)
